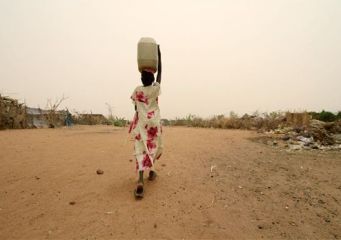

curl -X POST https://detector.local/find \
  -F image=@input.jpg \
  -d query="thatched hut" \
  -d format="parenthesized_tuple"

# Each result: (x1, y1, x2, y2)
(0, 95, 27, 130)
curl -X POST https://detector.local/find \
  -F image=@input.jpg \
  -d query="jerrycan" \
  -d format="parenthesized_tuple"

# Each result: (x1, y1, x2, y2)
(137, 37, 158, 73)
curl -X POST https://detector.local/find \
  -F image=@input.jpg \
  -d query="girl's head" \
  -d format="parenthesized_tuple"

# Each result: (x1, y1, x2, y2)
(141, 70, 155, 86)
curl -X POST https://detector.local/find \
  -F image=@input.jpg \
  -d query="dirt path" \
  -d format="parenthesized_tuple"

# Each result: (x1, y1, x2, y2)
(0, 126, 340, 239)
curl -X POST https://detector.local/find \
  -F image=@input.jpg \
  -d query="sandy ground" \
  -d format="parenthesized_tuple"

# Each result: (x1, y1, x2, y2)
(0, 125, 340, 240)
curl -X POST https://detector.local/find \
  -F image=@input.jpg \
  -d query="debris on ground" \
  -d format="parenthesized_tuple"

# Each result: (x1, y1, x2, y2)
(261, 120, 341, 151)
(96, 169, 104, 175)
(210, 165, 216, 173)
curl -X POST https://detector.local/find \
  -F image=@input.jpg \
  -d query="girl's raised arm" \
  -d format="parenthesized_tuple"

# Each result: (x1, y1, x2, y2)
(156, 45, 162, 84)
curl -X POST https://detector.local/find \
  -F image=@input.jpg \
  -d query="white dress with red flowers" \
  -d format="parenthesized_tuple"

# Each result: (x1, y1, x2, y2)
(129, 82, 163, 171)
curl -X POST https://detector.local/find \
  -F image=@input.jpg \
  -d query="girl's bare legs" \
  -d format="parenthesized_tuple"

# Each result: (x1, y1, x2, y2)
(138, 170, 144, 184)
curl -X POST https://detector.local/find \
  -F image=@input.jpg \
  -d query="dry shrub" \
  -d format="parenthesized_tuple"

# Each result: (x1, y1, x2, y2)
(168, 111, 289, 130)
(285, 112, 311, 127)
(45, 95, 69, 128)
(73, 112, 108, 125)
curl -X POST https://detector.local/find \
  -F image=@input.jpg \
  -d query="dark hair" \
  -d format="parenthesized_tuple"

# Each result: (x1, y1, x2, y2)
(141, 71, 155, 86)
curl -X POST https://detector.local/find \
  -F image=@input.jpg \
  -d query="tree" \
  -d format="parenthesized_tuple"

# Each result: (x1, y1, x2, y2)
(45, 95, 68, 128)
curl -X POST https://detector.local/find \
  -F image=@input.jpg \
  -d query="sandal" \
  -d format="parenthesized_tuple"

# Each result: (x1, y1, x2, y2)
(148, 170, 157, 181)
(134, 182, 144, 199)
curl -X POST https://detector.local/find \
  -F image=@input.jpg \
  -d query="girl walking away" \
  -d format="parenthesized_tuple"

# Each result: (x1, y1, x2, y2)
(129, 45, 163, 199)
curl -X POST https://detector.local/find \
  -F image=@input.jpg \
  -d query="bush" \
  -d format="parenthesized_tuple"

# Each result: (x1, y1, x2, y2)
(337, 111, 341, 120)
(107, 116, 128, 127)
(311, 110, 337, 122)
(167, 111, 341, 130)
(167, 112, 287, 130)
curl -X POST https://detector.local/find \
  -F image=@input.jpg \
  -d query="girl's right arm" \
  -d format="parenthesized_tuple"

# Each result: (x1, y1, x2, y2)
(156, 45, 162, 84)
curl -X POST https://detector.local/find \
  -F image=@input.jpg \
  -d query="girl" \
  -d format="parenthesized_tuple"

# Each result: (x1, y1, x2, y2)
(129, 45, 162, 198)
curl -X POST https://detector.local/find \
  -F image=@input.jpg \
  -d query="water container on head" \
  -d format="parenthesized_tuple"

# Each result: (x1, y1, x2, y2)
(137, 37, 158, 73)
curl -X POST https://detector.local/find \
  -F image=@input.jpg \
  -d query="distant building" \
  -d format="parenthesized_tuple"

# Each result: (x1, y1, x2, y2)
(26, 107, 48, 128)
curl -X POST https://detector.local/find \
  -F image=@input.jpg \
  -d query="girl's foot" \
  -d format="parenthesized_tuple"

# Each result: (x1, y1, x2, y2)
(134, 182, 144, 199)
(148, 170, 157, 181)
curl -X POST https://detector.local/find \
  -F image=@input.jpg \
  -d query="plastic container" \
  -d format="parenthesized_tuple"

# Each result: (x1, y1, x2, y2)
(137, 37, 158, 73)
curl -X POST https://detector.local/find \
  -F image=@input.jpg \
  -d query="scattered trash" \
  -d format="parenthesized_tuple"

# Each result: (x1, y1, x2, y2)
(262, 120, 341, 151)
(288, 145, 303, 151)
(311, 145, 319, 149)
(282, 135, 290, 141)
(296, 136, 313, 144)
(210, 165, 216, 173)
(289, 221, 297, 226)
(238, 186, 243, 189)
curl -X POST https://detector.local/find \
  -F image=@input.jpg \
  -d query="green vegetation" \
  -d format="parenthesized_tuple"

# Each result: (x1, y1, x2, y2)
(107, 116, 128, 127)
(309, 110, 341, 122)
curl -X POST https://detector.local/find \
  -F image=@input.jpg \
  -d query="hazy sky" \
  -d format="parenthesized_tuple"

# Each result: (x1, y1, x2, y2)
(1, 0, 340, 119)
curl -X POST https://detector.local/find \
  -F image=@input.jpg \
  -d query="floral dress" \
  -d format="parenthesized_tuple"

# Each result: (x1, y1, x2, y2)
(129, 82, 163, 171)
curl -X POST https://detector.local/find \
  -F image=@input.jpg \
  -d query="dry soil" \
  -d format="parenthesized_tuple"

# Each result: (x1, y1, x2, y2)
(0, 126, 340, 239)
